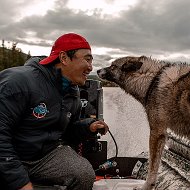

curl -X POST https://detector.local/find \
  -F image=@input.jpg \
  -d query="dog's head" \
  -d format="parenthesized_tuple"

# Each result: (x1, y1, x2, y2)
(97, 56, 143, 85)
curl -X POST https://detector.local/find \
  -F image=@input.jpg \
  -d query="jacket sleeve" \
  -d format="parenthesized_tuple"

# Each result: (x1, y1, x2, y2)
(0, 83, 30, 189)
(63, 97, 97, 145)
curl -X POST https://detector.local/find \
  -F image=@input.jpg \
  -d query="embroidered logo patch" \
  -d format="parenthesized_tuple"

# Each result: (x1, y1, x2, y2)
(32, 103, 49, 119)
(67, 112, 72, 118)
(80, 99, 88, 108)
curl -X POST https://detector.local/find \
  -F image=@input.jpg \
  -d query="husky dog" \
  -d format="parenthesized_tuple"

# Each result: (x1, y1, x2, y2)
(97, 56, 190, 190)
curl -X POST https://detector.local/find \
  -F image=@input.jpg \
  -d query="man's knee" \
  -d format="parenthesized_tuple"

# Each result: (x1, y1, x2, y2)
(73, 159, 95, 188)
(75, 160, 95, 181)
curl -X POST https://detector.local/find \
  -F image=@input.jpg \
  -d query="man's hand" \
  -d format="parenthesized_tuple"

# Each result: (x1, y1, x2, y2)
(19, 182, 33, 190)
(89, 120, 109, 135)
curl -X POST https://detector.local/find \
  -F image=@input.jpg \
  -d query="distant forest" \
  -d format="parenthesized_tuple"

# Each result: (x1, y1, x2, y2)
(0, 40, 117, 87)
(0, 40, 31, 71)
(88, 75, 118, 87)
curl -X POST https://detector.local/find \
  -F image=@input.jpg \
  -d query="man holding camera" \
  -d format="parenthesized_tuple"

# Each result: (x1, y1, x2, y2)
(0, 33, 109, 190)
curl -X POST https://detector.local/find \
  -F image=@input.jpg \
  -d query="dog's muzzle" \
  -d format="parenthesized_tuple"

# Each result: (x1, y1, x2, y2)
(97, 69, 106, 79)
(97, 68, 115, 82)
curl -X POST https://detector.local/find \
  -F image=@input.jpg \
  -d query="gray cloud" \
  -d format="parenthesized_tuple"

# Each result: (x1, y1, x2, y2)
(1, 0, 190, 66)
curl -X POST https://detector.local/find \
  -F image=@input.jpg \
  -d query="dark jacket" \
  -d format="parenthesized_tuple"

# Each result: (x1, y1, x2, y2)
(0, 57, 96, 190)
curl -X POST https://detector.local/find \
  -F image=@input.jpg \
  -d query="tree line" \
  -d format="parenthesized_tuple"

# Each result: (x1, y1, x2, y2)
(0, 40, 31, 71)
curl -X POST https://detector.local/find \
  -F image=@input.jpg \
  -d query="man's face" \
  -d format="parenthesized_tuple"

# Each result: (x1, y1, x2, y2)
(61, 49, 93, 86)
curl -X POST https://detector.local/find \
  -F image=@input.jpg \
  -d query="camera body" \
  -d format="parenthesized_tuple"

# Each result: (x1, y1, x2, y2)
(79, 79, 103, 120)
(79, 79, 107, 170)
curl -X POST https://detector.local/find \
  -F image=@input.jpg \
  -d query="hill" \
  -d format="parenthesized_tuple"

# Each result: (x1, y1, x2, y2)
(88, 74, 118, 87)
(0, 46, 30, 71)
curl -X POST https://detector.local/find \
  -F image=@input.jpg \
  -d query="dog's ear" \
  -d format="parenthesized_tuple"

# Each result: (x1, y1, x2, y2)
(121, 61, 143, 72)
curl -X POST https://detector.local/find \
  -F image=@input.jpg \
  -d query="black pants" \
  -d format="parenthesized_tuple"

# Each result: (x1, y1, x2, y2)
(22, 145, 95, 190)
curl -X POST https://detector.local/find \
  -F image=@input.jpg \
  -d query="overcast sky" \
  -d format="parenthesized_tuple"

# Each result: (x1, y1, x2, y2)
(1, 0, 190, 73)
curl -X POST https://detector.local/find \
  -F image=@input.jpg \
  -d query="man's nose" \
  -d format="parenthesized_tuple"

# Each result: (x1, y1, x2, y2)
(88, 62, 93, 71)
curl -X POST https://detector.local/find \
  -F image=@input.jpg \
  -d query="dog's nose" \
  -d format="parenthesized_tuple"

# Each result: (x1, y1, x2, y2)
(97, 69, 100, 74)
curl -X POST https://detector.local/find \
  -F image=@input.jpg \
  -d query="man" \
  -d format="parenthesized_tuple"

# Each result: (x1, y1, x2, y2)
(0, 33, 109, 190)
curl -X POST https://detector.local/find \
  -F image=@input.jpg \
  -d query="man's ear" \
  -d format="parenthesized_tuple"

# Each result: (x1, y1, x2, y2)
(121, 61, 142, 72)
(59, 51, 68, 65)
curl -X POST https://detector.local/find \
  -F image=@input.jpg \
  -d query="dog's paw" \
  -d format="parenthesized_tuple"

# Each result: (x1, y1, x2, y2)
(133, 187, 152, 190)
(133, 182, 155, 190)
(133, 187, 143, 190)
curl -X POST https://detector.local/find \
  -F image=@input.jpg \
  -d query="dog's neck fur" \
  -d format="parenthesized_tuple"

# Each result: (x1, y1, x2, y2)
(121, 56, 190, 107)
(121, 57, 167, 105)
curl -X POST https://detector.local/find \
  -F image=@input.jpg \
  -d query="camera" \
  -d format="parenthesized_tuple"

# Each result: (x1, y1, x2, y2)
(79, 79, 103, 120)
(79, 79, 107, 170)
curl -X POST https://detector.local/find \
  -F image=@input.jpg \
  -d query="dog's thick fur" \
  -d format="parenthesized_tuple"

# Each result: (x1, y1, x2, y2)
(97, 56, 190, 190)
